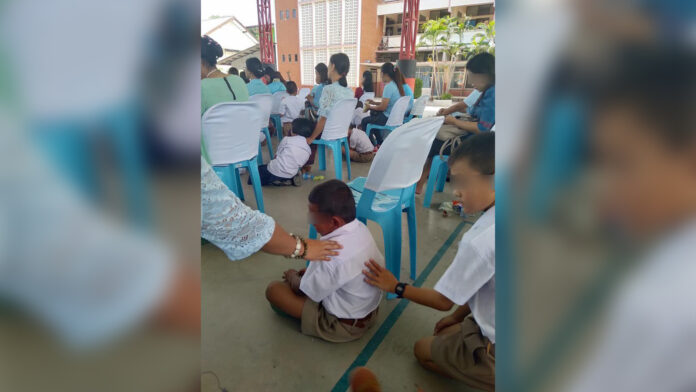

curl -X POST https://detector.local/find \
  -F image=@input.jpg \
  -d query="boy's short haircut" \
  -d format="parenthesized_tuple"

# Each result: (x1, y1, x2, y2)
(308, 180, 356, 223)
(286, 81, 298, 94)
(291, 118, 314, 138)
(449, 132, 495, 175)
(592, 45, 695, 149)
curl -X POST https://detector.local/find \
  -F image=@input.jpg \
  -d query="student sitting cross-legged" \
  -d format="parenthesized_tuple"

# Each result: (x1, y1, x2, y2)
(247, 118, 313, 187)
(265, 180, 385, 342)
(362, 132, 495, 391)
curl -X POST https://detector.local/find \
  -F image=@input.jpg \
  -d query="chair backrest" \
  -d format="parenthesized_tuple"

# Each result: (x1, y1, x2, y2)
(322, 98, 358, 140)
(410, 95, 430, 117)
(298, 87, 311, 99)
(365, 116, 444, 192)
(271, 91, 289, 114)
(359, 92, 375, 104)
(385, 96, 411, 126)
(248, 94, 273, 129)
(202, 102, 262, 166)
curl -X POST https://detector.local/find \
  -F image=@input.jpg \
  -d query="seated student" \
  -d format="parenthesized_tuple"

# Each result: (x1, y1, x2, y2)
(245, 57, 271, 96)
(265, 180, 385, 342)
(304, 63, 331, 122)
(266, 69, 288, 94)
(278, 81, 305, 136)
(247, 118, 313, 186)
(360, 62, 409, 145)
(347, 127, 375, 163)
(363, 132, 495, 392)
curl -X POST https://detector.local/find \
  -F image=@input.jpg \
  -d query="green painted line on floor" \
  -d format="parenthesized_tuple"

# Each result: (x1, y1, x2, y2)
(331, 220, 470, 392)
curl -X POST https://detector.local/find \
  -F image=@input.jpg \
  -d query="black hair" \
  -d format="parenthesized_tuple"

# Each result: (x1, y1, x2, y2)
(315, 63, 330, 85)
(201, 35, 223, 68)
(592, 45, 695, 149)
(291, 118, 314, 138)
(285, 81, 298, 94)
(449, 132, 495, 175)
(330, 53, 350, 87)
(245, 57, 265, 78)
(228, 67, 239, 76)
(239, 71, 249, 83)
(381, 62, 405, 96)
(308, 179, 356, 223)
(362, 70, 374, 93)
(466, 53, 495, 83)
(264, 66, 275, 78)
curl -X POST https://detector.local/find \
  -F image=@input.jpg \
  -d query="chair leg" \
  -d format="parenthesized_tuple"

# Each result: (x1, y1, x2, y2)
(436, 160, 448, 192)
(406, 206, 417, 280)
(343, 138, 352, 180)
(366, 124, 374, 141)
(247, 160, 265, 213)
(263, 128, 274, 159)
(382, 212, 402, 299)
(309, 224, 317, 239)
(231, 166, 245, 201)
(317, 144, 326, 171)
(331, 142, 342, 181)
(272, 116, 283, 142)
(234, 167, 244, 197)
(257, 145, 263, 166)
(423, 158, 441, 207)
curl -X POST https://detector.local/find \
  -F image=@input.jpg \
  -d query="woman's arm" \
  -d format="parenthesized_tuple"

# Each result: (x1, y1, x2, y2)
(363, 259, 455, 311)
(261, 222, 342, 261)
(307, 116, 327, 143)
(444, 116, 481, 134)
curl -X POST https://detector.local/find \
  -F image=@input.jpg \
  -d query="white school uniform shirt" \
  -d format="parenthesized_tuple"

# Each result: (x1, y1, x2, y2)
(300, 219, 385, 319)
(279, 94, 304, 123)
(434, 205, 495, 343)
(565, 218, 696, 392)
(267, 136, 311, 178)
(349, 129, 374, 154)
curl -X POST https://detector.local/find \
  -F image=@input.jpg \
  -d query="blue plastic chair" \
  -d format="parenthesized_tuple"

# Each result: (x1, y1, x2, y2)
(250, 94, 275, 164)
(257, 127, 274, 165)
(203, 102, 266, 212)
(404, 95, 430, 122)
(311, 98, 356, 181)
(270, 114, 283, 141)
(365, 96, 411, 143)
(423, 155, 449, 207)
(309, 117, 445, 298)
(213, 160, 265, 212)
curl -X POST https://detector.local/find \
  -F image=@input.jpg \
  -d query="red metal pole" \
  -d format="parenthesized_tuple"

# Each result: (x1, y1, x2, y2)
(398, 0, 420, 90)
(256, 0, 275, 65)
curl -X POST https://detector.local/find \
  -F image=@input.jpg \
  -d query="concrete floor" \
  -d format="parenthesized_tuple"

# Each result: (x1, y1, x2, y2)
(202, 135, 483, 392)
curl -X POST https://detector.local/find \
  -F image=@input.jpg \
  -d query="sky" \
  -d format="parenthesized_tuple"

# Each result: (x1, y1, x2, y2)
(201, 0, 276, 26)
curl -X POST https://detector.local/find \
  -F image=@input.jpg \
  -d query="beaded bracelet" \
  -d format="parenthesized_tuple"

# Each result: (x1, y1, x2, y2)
(285, 233, 302, 259)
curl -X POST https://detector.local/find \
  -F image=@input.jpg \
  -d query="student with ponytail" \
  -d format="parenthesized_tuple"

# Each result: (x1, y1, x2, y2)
(360, 62, 413, 145)
(245, 57, 271, 96)
(303, 53, 354, 171)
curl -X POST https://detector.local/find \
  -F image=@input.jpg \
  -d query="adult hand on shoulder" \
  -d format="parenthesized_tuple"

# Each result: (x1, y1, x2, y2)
(434, 314, 460, 335)
(304, 238, 342, 261)
(362, 259, 398, 292)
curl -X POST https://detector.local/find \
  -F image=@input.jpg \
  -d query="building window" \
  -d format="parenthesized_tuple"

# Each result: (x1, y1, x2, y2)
(295, 54, 298, 62)
(282, 54, 285, 62)
(279, 10, 283, 20)
(286, 10, 289, 19)
(293, 9, 296, 18)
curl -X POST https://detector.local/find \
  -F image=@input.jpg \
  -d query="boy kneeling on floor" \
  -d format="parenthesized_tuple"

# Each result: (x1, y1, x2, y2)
(248, 118, 313, 186)
(266, 180, 384, 342)
(363, 132, 495, 391)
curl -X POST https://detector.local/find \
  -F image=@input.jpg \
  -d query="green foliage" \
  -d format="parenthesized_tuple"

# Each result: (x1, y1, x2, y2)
(440, 93, 452, 100)
(414, 78, 423, 98)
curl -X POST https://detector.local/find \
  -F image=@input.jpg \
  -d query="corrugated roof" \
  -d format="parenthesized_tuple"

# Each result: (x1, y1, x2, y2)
(201, 16, 258, 52)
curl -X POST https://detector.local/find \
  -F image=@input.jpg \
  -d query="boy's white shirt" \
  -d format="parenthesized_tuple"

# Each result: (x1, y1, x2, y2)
(267, 136, 311, 178)
(279, 95, 304, 123)
(434, 205, 495, 343)
(300, 219, 385, 319)
(566, 217, 696, 392)
(349, 129, 374, 154)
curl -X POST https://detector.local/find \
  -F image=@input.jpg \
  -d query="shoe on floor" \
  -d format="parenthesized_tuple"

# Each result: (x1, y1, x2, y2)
(291, 172, 302, 187)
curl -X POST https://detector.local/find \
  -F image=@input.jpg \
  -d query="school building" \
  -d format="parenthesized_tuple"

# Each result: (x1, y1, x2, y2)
(274, 0, 495, 91)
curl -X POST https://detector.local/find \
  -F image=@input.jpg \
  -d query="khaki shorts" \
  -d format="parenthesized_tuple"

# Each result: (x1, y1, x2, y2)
(301, 299, 377, 343)
(349, 150, 375, 163)
(282, 122, 293, 137)
(430, 314, 495, 391)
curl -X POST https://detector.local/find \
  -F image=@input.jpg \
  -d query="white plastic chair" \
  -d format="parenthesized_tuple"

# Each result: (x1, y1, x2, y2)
(406, 95, 430, 121)
(248, 94, 274, 164)
(313, 98, 357, 181)
(202, 102, 265, 212)
(311, 117, 444, 295)
(270, 91, 289, 141)
(366, 95, 411, 142)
